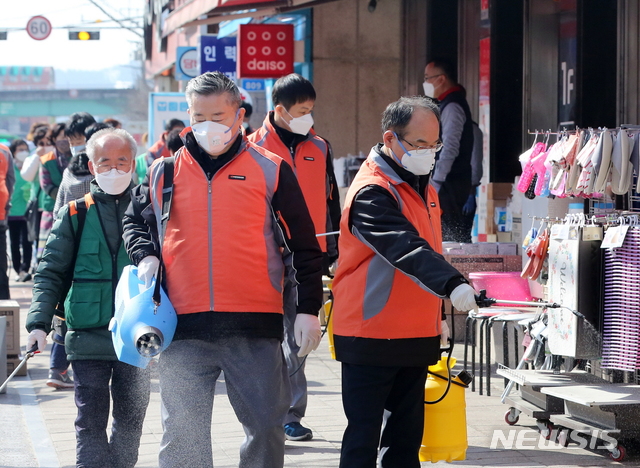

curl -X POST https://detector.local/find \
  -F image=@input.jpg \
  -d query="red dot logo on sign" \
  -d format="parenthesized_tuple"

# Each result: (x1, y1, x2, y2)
(238, 24, 294, 78)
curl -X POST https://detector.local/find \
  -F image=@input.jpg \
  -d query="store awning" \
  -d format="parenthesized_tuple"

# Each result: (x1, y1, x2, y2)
(162, 0, 336, 37)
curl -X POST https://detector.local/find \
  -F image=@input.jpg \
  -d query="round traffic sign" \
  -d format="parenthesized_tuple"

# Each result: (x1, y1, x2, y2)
(26, 16, 52, 41)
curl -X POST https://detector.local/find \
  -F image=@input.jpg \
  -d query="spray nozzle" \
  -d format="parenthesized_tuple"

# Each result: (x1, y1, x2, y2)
(455, 370, 473, 386)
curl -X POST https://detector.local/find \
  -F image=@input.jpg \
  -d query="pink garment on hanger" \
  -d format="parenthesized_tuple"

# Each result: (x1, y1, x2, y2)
(517, 142, 547, 193)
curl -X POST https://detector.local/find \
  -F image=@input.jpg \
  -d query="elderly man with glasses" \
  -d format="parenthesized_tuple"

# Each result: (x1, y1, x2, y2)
(331, 96, 478, 468)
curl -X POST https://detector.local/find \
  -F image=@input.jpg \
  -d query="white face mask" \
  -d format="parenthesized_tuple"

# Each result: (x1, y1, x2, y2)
(70, 144, 86, 157)
(14, 150, 29, 162)
(423, 81, 435, 98)
(393, 133, 437, 175)
(95, 168, 132, 195)
(285, 109, 314, 135)
(191, 119, 237, 155)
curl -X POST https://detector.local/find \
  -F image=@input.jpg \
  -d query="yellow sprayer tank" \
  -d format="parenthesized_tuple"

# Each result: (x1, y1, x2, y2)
(322, 279, 336, 360)
(420, 356, 470, 463)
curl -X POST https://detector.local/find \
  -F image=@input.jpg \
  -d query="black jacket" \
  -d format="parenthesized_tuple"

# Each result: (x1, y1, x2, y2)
(122, 132, 323, 342)
(334, 144, 467, 366)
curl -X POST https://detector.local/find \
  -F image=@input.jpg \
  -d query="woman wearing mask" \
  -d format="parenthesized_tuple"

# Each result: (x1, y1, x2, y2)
(8, 139, 32, 282)
(53, 118, 104, 217)
(21, 126, 51, 272)
(37, 123, 70, 262)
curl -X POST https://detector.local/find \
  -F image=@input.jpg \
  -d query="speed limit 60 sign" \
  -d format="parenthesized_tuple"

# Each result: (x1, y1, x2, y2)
(27, 16, 52, 41)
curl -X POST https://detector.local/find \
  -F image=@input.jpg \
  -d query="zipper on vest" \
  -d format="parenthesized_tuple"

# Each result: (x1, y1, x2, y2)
(207, 176, 214, 310)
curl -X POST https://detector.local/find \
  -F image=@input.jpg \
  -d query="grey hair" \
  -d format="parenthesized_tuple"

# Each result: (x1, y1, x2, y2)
(185, 71, 242, 108)
(86, 127, 137, 162)
(381, 96, 440, 137)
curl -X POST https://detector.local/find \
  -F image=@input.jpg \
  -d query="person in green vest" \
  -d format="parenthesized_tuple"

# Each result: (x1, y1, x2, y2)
(37, 123, 70, 261)
(20, 126, 52, 272)
(8, 139, 32, 282)
(135, 118, 185, 183)
(26, 127, 150, 468)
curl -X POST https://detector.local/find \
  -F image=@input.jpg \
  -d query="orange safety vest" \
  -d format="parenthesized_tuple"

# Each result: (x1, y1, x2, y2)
(0, 144, 11, 220)
(148, 139, 286, 315)
(249, 114, 330, 251)
(332, 151, 444, 340)
(147, 134, 171, 161)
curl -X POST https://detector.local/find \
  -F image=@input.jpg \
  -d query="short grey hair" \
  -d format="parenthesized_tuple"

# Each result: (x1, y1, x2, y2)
(185, 72, 242, 108)
(381, 96, 440, 137)
(86, 127, 137, 162)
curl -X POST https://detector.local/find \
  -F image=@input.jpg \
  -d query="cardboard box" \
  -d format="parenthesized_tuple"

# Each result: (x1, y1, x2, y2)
(498, 242, 518, 255)
(485, 199, 507, 234)
(477, 243, 498, 255)
(7, 355, 27, 377)
(487, 183, 513, 200)
(0, 301, 20, 355)
(497, 232, 512, 243)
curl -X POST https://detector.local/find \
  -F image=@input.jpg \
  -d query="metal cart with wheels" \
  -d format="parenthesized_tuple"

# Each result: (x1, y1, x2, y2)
(540, 384, 640, 462)
(496, 366, 607, 440)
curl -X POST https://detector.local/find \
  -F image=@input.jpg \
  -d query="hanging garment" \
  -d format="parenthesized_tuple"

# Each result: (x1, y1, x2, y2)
(565, 130, 587, 196)
(521, 225, 549, 281)
(629, 131, 640, 177)
(533, 146, 552, 197)
(545, 142, 567, 197)
(610, 129, 634, 195)
(549, 133, 578, 197)
(593, 128, 614, 194)
(575, 133, 600, 195)
(517, 141, 546, 193)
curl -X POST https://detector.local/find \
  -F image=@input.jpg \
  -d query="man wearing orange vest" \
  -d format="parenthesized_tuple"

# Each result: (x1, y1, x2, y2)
(123, 72, 323, 468)
(332, 96, 479, 468)
(0, 143, 14, 299)
(248, 73, 340, 441)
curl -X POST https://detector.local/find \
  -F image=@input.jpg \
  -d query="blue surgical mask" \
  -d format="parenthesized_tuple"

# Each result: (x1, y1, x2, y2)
(70, 144, 86, 157)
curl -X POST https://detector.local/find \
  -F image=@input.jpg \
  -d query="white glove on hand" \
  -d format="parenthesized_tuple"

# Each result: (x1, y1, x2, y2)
(450, 283, 479, 313)
(294, 313, 322, 357)
(440, 321, 450, 347)
(27, 329, 47, 352)
(137, 256, 160, 288)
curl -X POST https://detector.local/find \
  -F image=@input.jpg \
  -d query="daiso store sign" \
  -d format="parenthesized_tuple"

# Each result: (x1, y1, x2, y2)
(237, 24, 294, 79)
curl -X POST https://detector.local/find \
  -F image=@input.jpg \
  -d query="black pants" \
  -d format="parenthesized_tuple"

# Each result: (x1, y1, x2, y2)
(0, 224, 9, 299)
(8, 219, 32, 274)
(72, 359, 150, 468)
(340, 363, 428, 468)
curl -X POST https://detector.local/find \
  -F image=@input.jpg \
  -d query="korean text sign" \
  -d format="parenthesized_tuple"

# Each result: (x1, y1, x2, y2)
(200, 35, 237, 80)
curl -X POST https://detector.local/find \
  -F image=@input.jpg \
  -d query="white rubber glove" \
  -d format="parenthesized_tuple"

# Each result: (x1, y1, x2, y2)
(27, 329, 47, 352)
(137, 256, 160, 288)
(450, 283, 479, 313)
(294, 313, 322, 357)
(440, 321, 450, 347)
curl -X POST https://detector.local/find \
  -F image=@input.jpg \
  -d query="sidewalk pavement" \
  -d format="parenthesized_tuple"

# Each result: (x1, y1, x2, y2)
(1, 276, 634, 467)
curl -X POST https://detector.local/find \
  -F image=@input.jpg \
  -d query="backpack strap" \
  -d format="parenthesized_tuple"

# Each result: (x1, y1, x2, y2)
(161, 156, 175, 225)
(57, 195, 90, 313)
(152, 156, 174, 306)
